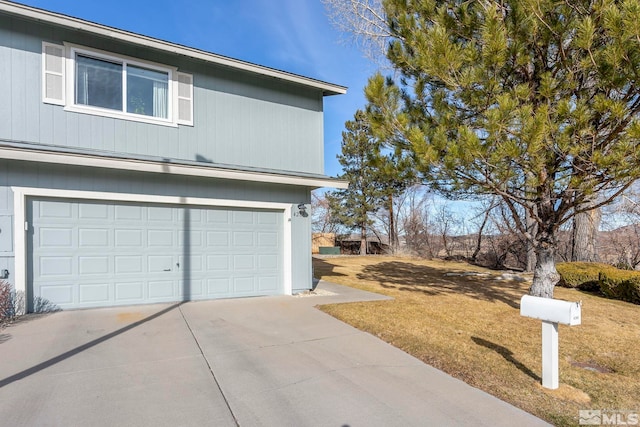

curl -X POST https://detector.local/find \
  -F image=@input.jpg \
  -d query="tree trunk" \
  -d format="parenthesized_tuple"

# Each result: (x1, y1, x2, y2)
(388, 194, 397, 253)
(525, 209, 537, 272)
(471, 207, 490, 262)
(529, 240, 559, 298)
(360, 224, 367, 255)
(571, 203, 601, 262)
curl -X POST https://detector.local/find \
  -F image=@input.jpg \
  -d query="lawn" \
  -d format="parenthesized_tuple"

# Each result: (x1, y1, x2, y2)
(313, 256, 640, 426)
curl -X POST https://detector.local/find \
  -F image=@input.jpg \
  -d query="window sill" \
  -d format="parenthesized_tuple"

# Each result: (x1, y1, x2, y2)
(63, 104, 179, 128)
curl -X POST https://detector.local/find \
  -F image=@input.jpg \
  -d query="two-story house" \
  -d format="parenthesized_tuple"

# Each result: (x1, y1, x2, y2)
(0, 1, 346, 312)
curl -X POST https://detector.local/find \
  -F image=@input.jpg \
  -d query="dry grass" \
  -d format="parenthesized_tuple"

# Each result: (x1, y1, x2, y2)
(313, 256, 640, 426)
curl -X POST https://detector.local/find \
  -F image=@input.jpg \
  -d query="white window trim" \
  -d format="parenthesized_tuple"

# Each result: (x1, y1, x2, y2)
(63, 43, 181, 127)
(12, 186, 293, 313)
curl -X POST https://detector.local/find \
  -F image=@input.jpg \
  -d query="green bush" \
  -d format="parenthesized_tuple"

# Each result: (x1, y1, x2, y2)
(556, 262, 616, 290)
(598, 271, 640, 305)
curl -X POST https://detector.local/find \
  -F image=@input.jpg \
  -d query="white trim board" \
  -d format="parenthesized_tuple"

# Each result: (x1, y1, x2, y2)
(12, 187, 293, 312)
(0, 146, 349, 189)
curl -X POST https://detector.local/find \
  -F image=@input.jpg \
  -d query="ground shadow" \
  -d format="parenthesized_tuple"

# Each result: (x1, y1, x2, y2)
(312, 257, 349, 280)
(353, 261, 524, 308)
(0, 303, 182, 389)
(471, 336, 540, 381)
(0, 333, 10, 344)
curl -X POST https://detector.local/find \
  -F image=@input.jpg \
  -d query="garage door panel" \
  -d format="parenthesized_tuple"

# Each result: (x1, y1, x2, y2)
(148, 280, 175, 299)
(79, 256, 109, 275)
(115, 256, 143, 273)
(259, 254, 278, 269)
(148, 206, 174, 221)
(234, 277, 254, 293)
(115, 229, 143, 247)
(79, 203, 109, 219)
(41, 284, 74, 305)
(207, 255, 229, 271)
(179, 255, 203, 272)
(258, 232, 278, 247)
(40, 256, 73, 276)
(40, 228, 73, 247)
(181, 279, 204, 298)
(206, 231, 228, 246)
(233, 211, 253, 224)
(148, 256, 173, 273)
(79, 283, 109, 303)
(259, 276, 278, 291)
(233, 254, 254, 270)
(29, 199, 284, 310)
(258, 211, 278, 224)
(207, 278, 230, 294)
(233, 231, 254, 246)
(148, 230, 174, 247)
(179, 229, 203, 246)
(115, 205, 143, 220)
(115, 281, 144, 301)
(206, 210, 229, 223)
(79, 228, 109, 246)
(40, 200, 72, 218)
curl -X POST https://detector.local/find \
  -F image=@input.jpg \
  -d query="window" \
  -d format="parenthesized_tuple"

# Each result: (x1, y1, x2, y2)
(42, 42, 193, 126)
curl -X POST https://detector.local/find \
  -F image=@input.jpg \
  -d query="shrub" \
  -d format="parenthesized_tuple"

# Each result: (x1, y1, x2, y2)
(556, 262, 616, 290)
(0, 280, 14, 322)
(599, 271, 640, 305)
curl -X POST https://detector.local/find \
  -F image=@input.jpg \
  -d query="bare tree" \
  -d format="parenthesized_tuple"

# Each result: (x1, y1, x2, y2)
(322, 0, 393, 65)
(600, 192, 640, 269)
(433, 203, 457, 258)
(469, 198, 498, 263)
(398, 186, 438, 258)
(311, 191, 341, 233)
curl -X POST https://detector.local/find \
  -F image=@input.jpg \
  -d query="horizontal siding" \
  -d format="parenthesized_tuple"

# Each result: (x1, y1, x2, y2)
(0, 13, 325, 175)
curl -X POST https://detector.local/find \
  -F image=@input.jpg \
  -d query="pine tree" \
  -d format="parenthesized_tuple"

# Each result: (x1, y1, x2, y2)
(328, 110, 385, 254)
(366, 0, 640, 297)
(328, 110, 413, 254)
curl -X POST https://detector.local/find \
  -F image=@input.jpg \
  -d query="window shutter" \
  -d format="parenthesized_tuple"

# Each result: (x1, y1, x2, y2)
(42, 42, 65, 105)
(176, 72, 193, 126)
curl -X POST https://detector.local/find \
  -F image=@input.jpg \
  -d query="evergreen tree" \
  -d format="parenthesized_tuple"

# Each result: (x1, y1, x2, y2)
(366, 0, 640, 297)
(328, 110, 385, 254)
(329, 110, 413, 254)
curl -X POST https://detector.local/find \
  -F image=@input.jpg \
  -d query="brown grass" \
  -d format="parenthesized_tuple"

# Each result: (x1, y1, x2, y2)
(313, 256, 640, 426)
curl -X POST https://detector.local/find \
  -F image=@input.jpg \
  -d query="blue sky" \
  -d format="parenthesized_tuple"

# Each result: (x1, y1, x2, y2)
(18, 0, 376, 179)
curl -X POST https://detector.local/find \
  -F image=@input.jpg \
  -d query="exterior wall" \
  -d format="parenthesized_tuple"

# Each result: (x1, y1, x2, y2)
(291, 203, 312, 294)
(0, 13, 325, 175)
(0, 160, 313, 293)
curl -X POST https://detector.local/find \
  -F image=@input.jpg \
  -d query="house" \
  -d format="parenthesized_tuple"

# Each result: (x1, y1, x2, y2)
(0, 1, 347, 312)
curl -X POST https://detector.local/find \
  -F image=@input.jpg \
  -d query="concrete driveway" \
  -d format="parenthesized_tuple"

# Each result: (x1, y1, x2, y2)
(0, 281, 550, 427)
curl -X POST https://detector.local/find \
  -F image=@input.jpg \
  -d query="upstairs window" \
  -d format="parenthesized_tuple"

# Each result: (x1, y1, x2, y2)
(75, 55, 169, 119)
(42, 42, 193, 127)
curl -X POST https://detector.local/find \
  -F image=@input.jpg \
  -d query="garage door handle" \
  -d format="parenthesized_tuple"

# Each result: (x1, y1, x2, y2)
(163, 269, 171, 272)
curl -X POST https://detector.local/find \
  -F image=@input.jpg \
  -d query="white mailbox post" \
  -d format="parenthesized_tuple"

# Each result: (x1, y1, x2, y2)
(520, 295, 581, 389)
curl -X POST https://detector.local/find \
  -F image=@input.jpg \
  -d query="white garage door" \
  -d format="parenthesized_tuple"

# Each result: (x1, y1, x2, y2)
(28, 198, 283, 310)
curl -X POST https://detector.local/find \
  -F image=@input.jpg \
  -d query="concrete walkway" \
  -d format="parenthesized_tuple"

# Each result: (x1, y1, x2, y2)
(0, 281, 550, 426)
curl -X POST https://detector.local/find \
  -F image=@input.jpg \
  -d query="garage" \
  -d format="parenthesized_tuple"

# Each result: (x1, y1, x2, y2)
(27, 197, 284, 310)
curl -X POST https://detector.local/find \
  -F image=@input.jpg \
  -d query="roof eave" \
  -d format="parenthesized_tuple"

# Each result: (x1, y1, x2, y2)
(0, 0, 347, 96)
(0, 144, 349, 190)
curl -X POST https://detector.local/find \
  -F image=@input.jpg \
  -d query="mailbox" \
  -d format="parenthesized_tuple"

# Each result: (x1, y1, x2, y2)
(520, 295, 581, 326)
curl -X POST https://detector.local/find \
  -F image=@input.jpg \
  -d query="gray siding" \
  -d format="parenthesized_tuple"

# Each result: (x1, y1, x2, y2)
(0, 160, 313, 292)
(291, 204, 313, 294)
(0, 13, 325, 175)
